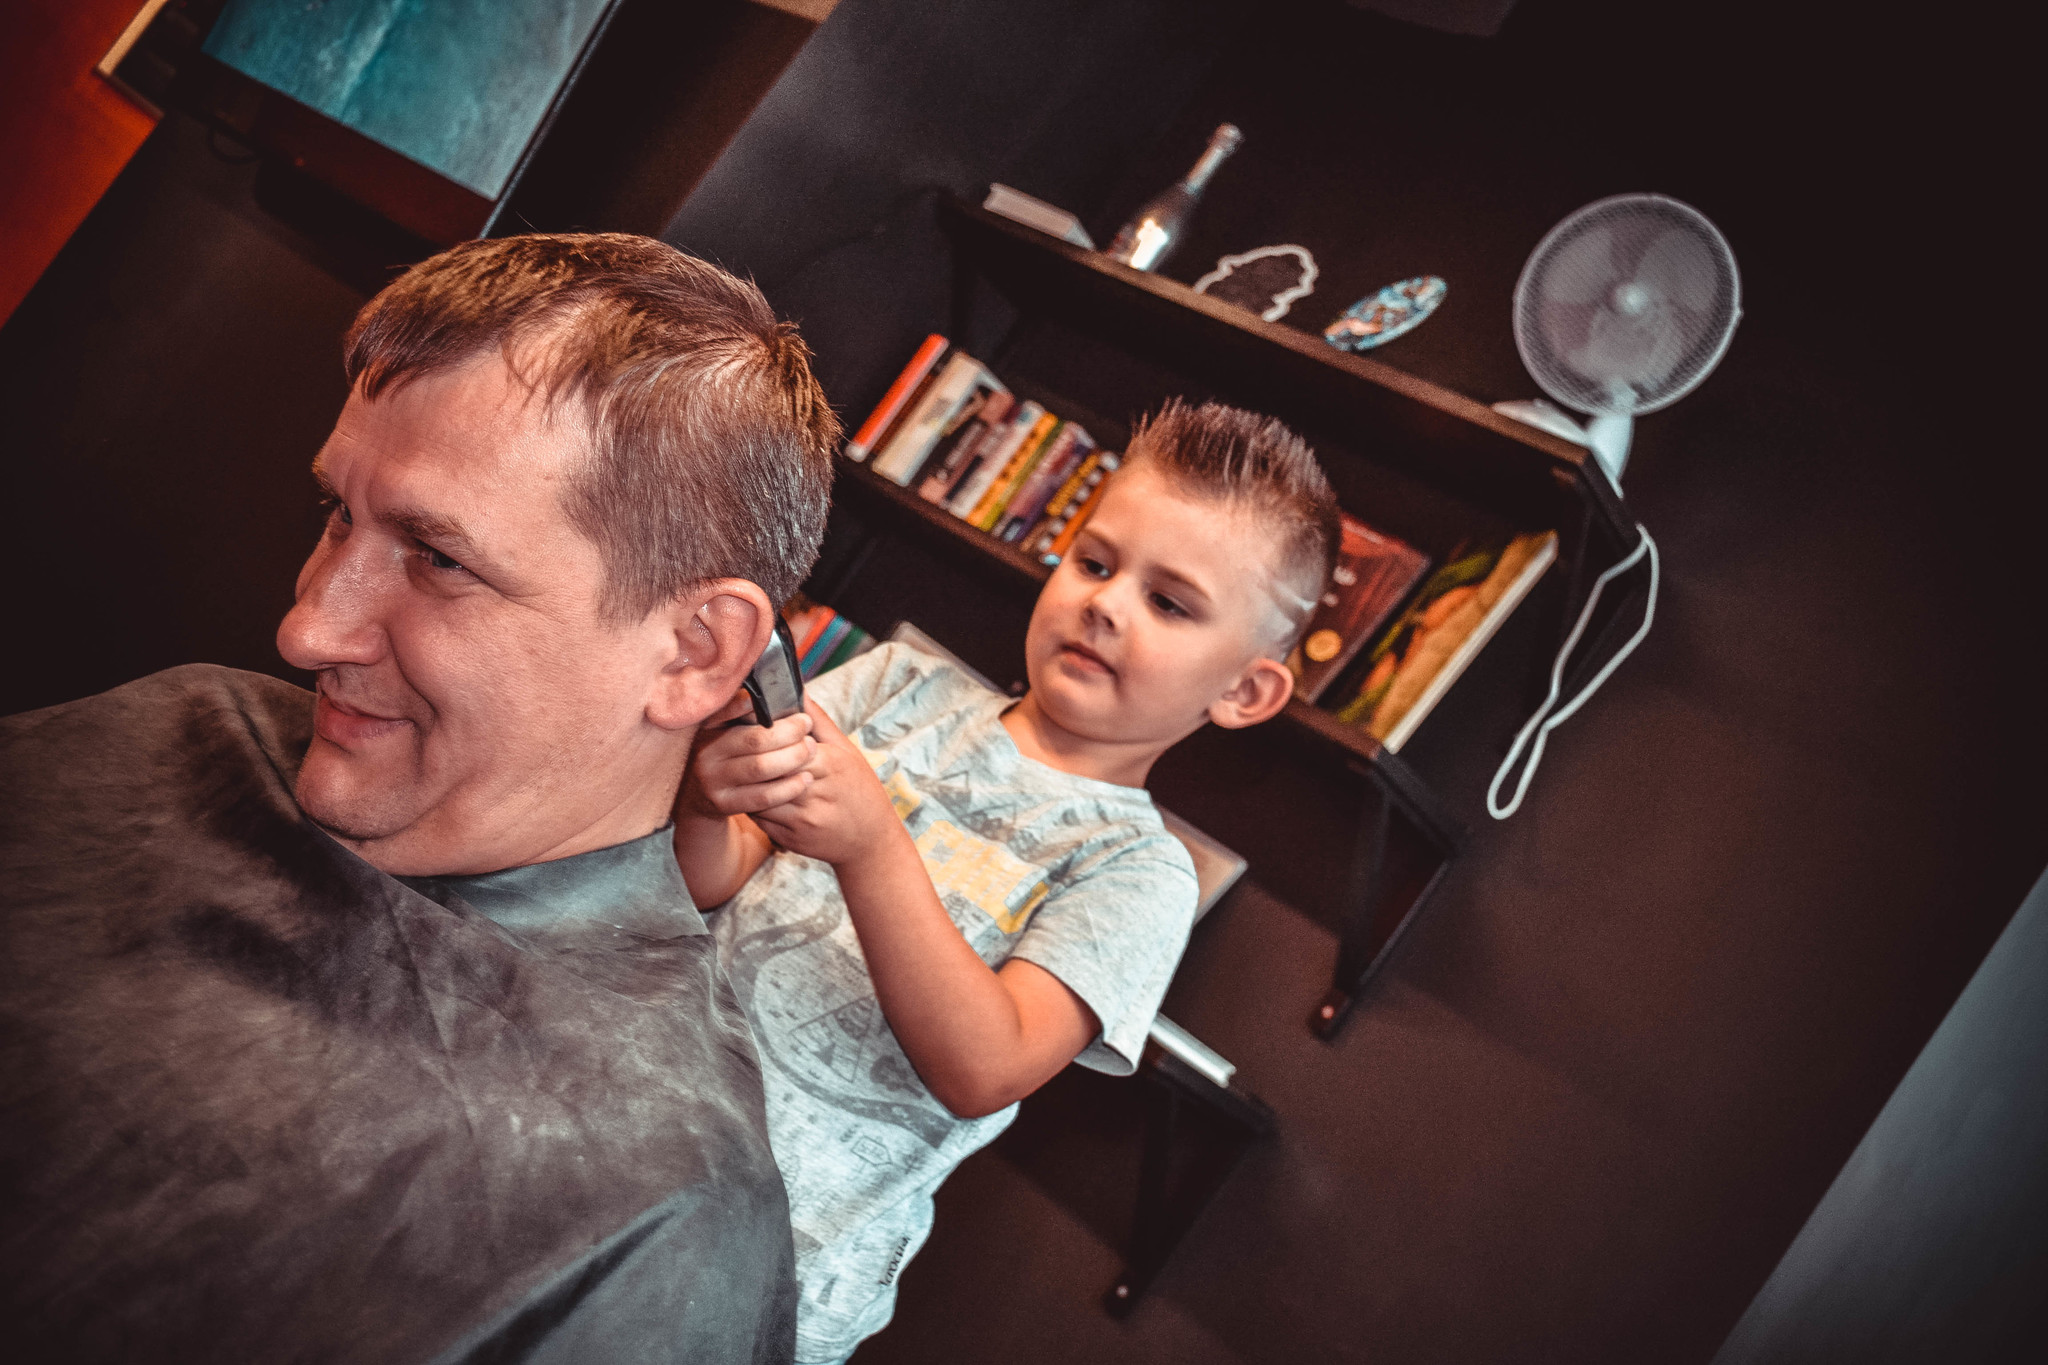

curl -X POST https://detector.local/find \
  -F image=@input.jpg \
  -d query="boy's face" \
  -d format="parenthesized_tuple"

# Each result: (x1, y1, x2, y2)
(1023, 462, 1298, 753)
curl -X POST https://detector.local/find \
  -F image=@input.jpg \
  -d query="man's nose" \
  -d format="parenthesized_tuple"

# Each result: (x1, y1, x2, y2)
(276, 533, 389, 672)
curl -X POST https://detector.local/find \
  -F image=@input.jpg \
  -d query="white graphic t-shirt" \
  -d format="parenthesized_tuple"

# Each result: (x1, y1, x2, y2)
(707, 642, 1197, 1362)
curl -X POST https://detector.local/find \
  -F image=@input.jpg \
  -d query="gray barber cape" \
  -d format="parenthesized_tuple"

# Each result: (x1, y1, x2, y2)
(0, 665, 796, 1364)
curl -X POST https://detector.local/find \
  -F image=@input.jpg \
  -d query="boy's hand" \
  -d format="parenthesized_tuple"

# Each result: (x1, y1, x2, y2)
(678, 692, 818, 821)
(751, 699, 905, 868)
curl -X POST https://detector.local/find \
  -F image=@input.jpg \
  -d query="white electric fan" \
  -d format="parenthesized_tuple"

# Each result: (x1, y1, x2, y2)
(1487, 193, 1742, 818)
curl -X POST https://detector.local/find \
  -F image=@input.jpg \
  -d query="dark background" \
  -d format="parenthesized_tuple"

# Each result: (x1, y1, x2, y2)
(1, 1, 2035, 1361)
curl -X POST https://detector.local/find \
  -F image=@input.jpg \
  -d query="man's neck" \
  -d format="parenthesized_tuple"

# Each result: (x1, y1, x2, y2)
(338, 748, 693, 878)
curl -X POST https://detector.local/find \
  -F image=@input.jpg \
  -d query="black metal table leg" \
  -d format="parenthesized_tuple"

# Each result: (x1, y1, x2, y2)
(1312, 788, 1392, 1038)
(1106, 1051, 1275, 1315)
(1312, 762, 1461, 1040)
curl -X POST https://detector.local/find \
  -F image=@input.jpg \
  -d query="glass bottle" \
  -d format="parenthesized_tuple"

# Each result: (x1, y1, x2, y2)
(1106, 123, 1243, 272)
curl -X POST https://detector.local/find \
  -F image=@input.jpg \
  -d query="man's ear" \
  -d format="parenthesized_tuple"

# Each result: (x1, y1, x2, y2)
(646, 578, 775, 732)
(1208, 657, 1294, 730)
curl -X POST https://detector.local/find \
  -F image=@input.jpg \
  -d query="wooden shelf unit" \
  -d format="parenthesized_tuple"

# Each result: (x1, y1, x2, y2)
(814, 196, 1642, 1038)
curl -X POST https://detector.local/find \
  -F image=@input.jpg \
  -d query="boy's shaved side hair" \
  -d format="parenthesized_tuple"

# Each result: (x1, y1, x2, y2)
(1122, 399, 1341, 649)
(344, 232, 838, 619)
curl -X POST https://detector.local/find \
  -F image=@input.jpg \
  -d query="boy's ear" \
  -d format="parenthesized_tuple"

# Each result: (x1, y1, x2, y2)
(1209, 657, 1294, 730)
(646, 578, 774, 732)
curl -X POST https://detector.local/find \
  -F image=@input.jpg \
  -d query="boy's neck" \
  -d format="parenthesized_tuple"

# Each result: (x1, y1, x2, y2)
(999, 692, 1175, 788)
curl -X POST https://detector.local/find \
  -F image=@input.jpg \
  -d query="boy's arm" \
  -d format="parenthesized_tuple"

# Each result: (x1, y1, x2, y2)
(671, 807, 776, 911)
(672, 698, 818, 908)
(752, 701, 1099, 1119)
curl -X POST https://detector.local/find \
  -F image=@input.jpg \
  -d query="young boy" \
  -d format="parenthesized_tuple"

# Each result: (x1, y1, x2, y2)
(674, 399, 1340, 1362)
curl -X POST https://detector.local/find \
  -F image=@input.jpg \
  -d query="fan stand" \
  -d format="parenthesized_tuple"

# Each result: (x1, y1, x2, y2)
(1585, 412, 1633, 486)
(1491, 400, 1631, 487)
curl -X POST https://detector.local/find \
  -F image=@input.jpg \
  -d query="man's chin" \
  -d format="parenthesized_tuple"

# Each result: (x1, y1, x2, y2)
(294, 748, 422, 847)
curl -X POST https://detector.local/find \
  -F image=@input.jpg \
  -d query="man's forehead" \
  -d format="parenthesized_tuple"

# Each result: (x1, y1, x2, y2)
(319, 357, 589, 489)
(310, 358, 605, 580)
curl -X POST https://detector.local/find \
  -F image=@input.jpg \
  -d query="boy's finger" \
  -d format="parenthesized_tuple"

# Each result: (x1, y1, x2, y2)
(751, 806, 805, 843)
(731, 735, 817, 785)
(707, 710, 812, 756)
(707, 768, 811, 815)
(803, 697, 848, 745)
(745, 771, 813, 811)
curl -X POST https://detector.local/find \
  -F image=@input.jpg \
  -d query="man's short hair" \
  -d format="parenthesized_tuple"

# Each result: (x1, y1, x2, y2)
(1123, 399, 1341, 646)
(343, 233, 837, 618)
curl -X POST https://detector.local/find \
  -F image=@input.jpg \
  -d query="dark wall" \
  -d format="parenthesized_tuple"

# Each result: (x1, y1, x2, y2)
(498, 0, 824, 239)
(663, 0, 1246, 413)
(0, 114, 374, 716)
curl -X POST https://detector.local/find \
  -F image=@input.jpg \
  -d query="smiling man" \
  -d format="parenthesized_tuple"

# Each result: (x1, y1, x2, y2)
(0, 235, 836, 1364)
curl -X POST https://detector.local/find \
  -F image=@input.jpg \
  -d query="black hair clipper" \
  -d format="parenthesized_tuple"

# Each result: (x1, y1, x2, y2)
(740, 616, 805, 726)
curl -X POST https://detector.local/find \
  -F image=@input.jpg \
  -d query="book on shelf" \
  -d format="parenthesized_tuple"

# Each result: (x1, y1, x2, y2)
(935, 401, 1035, 514)
(845, 333, 948, 462)
(967, 411, 1063, 529)
(953, 407, 1053, 522)
(978, 419, 1075, 531)
(981, 183, 1096, 250)
(1286, 512, 1430, 704)
(872, 352, 1006, 486)
(1332, 530, 1558, 751)
(917, 390, 1015, 504)
(859, 343, 953, 473)
(919, 394, 1016, 505)
(906, 382, 1011, 492)
(1028, 452, 1118, 561)
(842, 337, 1127, 567)
(998, 423, 1094, 542)
(783, 592, 878, 680)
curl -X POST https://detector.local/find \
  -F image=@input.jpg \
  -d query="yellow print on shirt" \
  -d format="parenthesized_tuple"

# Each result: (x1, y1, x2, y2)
(854, 740, 924, 820)
(915, 820, 1050, 934)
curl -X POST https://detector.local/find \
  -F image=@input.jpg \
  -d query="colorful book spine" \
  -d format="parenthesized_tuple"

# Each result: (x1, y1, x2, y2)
(872, 352, 992, 485)
(1032, 454, 1119, 562)
(1024, 448, 1106, 548)
(918, 391, 1014, 504)
(845, 334, 948, 461)
(1332, 531, 1558, 752)
(969, 414, 1062, 529)
(1000, 425, 1093, 542)
(790, 601, 834, 659)
(1287, 512, 1430, 703)
(903, 381, 1006, 489)
(946, 402, 1044, 519)
(792, 606, 876, 679)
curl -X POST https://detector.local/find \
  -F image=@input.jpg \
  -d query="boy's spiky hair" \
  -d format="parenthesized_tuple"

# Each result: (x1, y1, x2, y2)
(1123, 399, 1341, 649)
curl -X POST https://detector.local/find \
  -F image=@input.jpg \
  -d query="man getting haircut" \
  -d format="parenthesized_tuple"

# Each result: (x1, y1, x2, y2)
(0, 234, 834, 1364)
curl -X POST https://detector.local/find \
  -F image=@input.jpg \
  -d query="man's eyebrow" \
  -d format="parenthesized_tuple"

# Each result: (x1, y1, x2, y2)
(387, 506, 490, 566)
(311, 464, 340, 501)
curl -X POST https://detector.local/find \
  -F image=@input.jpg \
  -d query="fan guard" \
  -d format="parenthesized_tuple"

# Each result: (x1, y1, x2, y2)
(1513, 193, 1741, 420)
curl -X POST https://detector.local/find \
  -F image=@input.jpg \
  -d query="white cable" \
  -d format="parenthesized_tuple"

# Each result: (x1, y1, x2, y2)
(1487, 523, 1659, 820)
